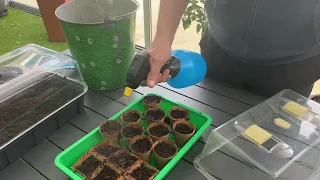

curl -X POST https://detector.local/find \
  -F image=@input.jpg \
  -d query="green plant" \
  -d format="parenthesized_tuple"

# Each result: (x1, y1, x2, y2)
(182, 0, 207, 35)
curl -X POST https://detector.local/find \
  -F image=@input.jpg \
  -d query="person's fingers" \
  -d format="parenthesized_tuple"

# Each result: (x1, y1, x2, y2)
(166, 75, 172, 81)
(147, 61, 162, 88)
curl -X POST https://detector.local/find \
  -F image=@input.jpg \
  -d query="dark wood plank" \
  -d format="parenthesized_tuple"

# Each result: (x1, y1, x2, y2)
(22, 140, 68, 180)
(158, 83, 251, 115)
(69, 107, 106, 133)
(84, 90, 126, 118)
(0, 158, 46, 180)
(197, 78, 265, 106)
(165, 160, 209, 180)
(47, 123, 86, 150)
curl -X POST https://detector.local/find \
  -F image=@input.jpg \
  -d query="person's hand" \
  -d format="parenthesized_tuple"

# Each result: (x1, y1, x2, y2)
(145, 40, 172, 88)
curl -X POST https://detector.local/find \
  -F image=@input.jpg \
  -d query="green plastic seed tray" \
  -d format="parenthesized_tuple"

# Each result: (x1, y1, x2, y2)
(55, 93, 212, 180)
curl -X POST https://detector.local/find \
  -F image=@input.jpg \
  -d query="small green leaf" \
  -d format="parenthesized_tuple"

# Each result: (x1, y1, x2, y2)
(197, 24, 201, 33)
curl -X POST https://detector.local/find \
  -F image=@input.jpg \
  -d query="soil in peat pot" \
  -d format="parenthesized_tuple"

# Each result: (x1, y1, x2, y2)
(123, 112, 141, 123)
(143, 95, 161, 105)
(131, 138, 152, 153)
(174, 123, 194, 134)
(109, 151, 139, 170)
(74, 155, 102, 177)
(92, 166, 120, 180)
(122, 126, 143, 139)
(130, 163, 157, 180)
(149, 125, 169, 137)
(154, 142, 176, 158)
(100, 121, 121, 135)
(170, 109, 188, 119)
(146, 109, 164, 121)
(94, 145, 122, 158)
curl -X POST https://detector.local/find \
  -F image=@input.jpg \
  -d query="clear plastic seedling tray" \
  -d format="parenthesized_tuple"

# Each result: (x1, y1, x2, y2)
(194, 89, 320, 180)
(0, 44, 88, 169)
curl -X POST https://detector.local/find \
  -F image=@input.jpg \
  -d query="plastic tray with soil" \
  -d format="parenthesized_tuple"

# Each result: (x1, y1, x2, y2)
(0, 73, 84, 148)
(55, 93, 212, 180)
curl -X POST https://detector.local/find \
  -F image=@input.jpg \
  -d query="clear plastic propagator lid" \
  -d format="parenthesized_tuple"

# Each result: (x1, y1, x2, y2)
(194, 89, 320, 180)
(0, 44, 88, 149)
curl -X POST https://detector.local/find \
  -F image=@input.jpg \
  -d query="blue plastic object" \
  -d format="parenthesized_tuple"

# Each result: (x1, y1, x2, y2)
(167, 49, 207, 89)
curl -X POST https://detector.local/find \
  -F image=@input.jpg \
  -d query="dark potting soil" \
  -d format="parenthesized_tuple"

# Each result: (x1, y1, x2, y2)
(154, 142, 176, 158)
(100, 121, 121, 135)
(109, 151, 138, 170)
(92, 165, 120, 180)
(94, 145, 121, 158)
(146, 110, 164, 121)
(170, 109, 188, 119)
(75, 155, 102, 177)
(131, 138, 152, 153)
(312, 96, 320, 103)
(123, 112, 140, 122)
(122, 126, 143, 138)
(143, 95, 161, 105)
(130, 163, 157, 180)
(149, 125, 169, 137)
(174, 124, 194, 134)
(0, 73, 83, 147)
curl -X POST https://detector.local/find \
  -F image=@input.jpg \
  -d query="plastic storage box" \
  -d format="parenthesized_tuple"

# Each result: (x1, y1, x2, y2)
(0, 44, 88, 170)
(194, 89, 320, 180)
(55, 93, 212, 180)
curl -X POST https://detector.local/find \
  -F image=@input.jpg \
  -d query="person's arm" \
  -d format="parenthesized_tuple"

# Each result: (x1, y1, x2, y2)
(146, 0, 189, 88)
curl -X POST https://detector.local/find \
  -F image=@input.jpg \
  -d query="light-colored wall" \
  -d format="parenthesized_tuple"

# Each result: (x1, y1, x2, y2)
(5, 0, 9, 6)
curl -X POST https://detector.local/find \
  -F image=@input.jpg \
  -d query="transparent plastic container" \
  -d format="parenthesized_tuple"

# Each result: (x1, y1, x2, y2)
(0, 44, 88, 150)
(194, 89, 320, 180)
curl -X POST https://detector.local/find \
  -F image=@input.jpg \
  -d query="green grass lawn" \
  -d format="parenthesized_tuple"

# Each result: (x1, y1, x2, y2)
(0, 7, 69, 56)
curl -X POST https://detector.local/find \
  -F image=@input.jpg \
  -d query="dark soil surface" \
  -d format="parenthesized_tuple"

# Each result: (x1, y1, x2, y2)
(0, 73, 83, 147)
(174, 124, 194, 134)
(143, 95, 161, 105)
(100, 121, 121, 135)
(130, 163, 157, 180)
(94, 145, 121, 158)
(170, 109, 188, 119)
(122, 126, 143, 138)
(146, 109, 164, 121)
(75, 155, 102, 177)
(149, 125, 169, 137)
(109, 151, 138, 170)
(123, 112, 140, 122)
(154, 142, 176, 158)
(92, 165, 119, 180)
(131, 138, 152, 153)
(312, 96, 320, 103)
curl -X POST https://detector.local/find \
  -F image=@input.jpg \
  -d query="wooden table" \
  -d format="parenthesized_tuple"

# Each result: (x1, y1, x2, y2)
(1, 50, 319, 180)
